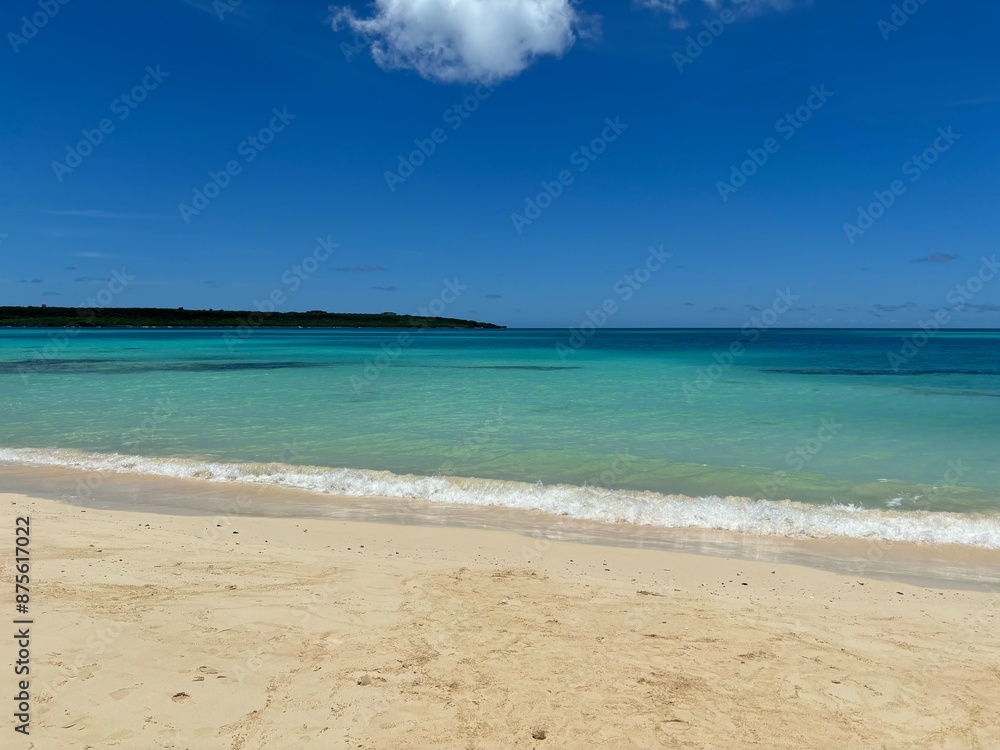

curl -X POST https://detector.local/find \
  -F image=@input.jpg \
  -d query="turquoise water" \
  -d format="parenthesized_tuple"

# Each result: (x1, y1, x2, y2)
(2, 328, 999, 545)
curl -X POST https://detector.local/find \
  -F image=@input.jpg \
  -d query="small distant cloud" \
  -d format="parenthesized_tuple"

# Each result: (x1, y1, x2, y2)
(372, 286, 397, 292)
(912, 252, 957, 264)
(635, 0, 810, 29)
(872, 302, 916, 312)
(634, 0, 691, 28)
(745, 304, 761, 311)
(74, 276, 109, 283)
(333, 265, 387, 273)
(40, 209, 159, 219)
(710, 306, 729, 311)
(684, 302, 695, 306)
(958, 304, 1000, 313)
(18, 279, 43, 284)
(65, 266, 77, 271)
(71, 251, 112, 258)
(486, 294, 502, 299)
(41, 292, 60, 297)
(948, 96, 999, 106)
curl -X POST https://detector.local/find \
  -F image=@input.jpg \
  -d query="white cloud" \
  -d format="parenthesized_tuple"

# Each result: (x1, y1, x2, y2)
(634, 0, 807, 28)
(331, 0, 594, 84)
(632, 0, 692, 29)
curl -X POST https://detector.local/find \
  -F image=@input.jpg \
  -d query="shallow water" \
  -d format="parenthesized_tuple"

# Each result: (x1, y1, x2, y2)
(2, 327, 998, 546)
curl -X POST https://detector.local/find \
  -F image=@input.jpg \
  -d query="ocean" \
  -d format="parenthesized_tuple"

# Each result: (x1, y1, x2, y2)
(2, 327, 999, 547)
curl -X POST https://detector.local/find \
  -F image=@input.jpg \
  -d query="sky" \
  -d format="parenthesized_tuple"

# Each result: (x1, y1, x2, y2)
(1, 0, 998, 328)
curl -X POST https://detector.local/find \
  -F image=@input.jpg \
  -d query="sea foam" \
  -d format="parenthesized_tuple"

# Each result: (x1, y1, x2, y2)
(2, 446, 999, 548)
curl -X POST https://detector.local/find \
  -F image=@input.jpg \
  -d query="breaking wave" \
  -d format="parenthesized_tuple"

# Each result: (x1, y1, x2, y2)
(2, 447, 999, 548)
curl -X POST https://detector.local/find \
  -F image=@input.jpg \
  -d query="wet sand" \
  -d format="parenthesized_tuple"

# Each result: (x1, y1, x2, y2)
(2, 475, 998, 749)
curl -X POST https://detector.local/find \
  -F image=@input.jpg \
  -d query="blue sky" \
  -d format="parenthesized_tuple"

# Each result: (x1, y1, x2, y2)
(2, 0, 998, 327)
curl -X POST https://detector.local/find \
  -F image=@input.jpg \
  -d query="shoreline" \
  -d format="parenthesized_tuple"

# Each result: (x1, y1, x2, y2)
(3, 489, 998, 748)
(6, 325, 1000, 330)
(2, 445, 1000, 550)
(3, 462, 1000, 591)
(0, 305, 505, 330)
(0, 325, 506, 329)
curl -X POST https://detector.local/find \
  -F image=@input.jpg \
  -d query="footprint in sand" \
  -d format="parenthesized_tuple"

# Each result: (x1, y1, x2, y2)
(171, 692, 191, 703)
(109, 687, 135, 701)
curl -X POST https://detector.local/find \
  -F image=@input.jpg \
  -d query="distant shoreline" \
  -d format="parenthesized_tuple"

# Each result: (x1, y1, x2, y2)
(0, 306, 505, 329)
(0, 325, 504, 329)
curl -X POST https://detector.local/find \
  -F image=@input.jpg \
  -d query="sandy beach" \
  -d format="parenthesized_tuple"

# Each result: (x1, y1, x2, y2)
(1, 486, 997, 750)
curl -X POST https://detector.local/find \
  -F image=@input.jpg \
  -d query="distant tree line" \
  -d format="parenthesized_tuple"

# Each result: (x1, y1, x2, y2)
(0, 306, 505, 329)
